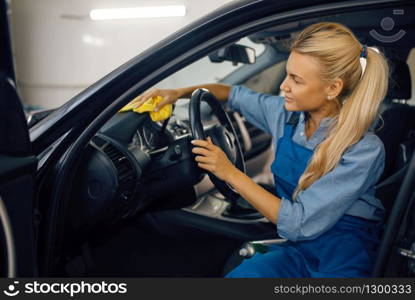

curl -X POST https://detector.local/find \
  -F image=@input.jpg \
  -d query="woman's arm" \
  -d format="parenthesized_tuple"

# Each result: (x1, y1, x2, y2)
(193, 133, 386, 243)
(193, 133, 385, 241)
(191, 137, 282, 224)
(176, 83, 231, 101)
(130, 83, 231, 111)
(227, 166, 282, 224)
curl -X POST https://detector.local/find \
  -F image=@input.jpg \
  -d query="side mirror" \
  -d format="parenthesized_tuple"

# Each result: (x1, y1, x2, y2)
(209, 44, 256, 66)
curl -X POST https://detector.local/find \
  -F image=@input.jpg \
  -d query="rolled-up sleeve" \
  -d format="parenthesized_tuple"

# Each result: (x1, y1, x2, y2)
(228, 85, 287, 136)
(277, 133, 385, 242)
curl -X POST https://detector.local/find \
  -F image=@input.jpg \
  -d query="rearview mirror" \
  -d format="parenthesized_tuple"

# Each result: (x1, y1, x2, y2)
(209, 44, 256, 66)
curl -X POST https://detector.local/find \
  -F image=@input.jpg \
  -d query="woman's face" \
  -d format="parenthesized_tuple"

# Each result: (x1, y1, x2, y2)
(280, 51, 339, 116)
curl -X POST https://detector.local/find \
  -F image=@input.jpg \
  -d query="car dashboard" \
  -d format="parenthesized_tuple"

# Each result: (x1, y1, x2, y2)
(65, 99, 273, 240)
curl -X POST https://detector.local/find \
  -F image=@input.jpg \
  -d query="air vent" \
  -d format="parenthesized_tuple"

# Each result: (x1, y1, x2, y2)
(91, 136, 107, 148)
(102, 143, 136, 185)
(227, 111, 272, 160)
(226, 113, 245, 151)
(243, 121, 272, 159)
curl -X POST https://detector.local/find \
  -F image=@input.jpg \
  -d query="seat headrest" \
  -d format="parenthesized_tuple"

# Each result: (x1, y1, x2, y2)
(386, 59, 411, 100)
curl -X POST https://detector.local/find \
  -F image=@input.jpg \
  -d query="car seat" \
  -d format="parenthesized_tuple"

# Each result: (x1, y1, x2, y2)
(374, 59, 415, 182)
(370, 58, 415, 222)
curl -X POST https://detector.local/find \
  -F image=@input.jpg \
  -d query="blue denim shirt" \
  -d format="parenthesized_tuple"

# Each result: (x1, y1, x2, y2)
(228, 85, 385, 241)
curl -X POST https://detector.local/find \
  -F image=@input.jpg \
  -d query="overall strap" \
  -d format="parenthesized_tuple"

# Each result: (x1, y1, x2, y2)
(272, 111, 312, 200)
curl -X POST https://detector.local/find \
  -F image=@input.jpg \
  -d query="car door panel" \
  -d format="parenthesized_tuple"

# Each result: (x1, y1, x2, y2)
(0, 166, 37, 276)
(0, 72, 38, 276)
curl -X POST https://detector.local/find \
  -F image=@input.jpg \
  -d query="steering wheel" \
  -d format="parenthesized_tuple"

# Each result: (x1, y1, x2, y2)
(189, 88, 246, 202)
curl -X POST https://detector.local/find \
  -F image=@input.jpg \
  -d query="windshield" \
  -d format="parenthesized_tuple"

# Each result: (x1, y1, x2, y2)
(156, 37, 265, 89)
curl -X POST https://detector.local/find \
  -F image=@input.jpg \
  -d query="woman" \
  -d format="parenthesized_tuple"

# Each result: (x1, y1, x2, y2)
(131, 22, 389, 277)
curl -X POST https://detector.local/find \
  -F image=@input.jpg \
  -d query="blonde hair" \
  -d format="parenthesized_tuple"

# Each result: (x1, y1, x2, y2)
(291, 22, 389, 201)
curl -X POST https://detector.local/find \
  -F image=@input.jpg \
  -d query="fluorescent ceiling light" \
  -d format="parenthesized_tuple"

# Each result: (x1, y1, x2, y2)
(90, 5, 186, 20)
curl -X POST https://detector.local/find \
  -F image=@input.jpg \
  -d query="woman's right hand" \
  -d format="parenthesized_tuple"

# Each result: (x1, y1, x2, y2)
(131, 88, 180, 112)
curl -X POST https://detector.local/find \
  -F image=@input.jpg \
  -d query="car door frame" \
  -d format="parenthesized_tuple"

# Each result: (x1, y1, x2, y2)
(29, 0, 414, 275)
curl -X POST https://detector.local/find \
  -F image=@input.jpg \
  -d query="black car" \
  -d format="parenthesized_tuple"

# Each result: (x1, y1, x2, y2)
(0, 0, 414, 277)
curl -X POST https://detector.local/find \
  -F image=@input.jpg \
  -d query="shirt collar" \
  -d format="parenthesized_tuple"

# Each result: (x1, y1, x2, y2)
(301, 111, 335, 129)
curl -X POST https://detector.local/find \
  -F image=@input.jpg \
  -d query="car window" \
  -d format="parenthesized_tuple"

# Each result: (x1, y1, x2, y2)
(243, 60, 286, 95)
(155, 37, 265, 89)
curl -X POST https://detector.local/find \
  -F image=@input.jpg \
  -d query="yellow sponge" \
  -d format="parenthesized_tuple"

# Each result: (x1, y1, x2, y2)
(119, 96, 172, 122)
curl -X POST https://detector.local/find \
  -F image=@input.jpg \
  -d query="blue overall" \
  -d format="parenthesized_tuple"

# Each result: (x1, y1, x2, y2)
(226, 112, 382, 278)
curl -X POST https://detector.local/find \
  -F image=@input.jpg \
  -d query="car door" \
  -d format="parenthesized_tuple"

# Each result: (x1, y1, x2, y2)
(0, 73, 38, 277)
(0, 0, 38, 277)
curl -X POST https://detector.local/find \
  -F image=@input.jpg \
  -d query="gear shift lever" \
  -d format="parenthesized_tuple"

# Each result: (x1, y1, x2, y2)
(221, 183, 276, 220)
(223, 196, 262, 219)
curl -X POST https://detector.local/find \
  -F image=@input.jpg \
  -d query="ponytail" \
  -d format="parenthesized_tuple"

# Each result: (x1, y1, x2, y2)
(290, 22, 389, 200)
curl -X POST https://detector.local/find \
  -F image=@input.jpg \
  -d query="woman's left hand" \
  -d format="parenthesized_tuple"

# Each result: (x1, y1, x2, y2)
(191, 137, 237, 182)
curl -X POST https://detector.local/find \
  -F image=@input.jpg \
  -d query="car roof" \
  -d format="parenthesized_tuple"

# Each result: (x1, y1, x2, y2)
(248, 3, 415, 61)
